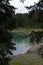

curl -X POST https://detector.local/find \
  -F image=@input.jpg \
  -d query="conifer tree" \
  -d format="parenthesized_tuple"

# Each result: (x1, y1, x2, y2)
(0, 0, 16, 65)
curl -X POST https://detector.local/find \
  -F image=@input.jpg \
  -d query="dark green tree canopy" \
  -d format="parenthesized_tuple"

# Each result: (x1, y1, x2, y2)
(0, 0, 16, 65)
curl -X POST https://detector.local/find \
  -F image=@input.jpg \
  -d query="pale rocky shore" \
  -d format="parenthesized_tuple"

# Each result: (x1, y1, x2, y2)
(26, 43, 43, 54)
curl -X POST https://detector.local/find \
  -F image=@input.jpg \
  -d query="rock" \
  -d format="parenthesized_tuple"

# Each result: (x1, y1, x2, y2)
(26, 44, 41, 54)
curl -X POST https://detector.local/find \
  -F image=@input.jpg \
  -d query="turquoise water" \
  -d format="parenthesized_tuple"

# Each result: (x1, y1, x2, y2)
(11, 32, 30, 55)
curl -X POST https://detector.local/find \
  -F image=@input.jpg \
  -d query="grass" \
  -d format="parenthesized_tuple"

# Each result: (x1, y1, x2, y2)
(9, 54, 43, 65)
(11, 27, 43, 33)
(9, 27, 43, 65)
(12, 27, 43, 31)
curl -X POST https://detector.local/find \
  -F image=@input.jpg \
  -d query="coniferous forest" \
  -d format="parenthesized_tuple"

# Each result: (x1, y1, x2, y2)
(0, 0, 43, 65)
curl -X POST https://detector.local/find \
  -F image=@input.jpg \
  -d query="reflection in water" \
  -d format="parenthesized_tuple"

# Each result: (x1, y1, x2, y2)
(11, 32, 30, 55)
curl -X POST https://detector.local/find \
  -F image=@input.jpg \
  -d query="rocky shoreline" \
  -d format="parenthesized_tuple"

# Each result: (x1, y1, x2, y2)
(26, 43, 43, 54)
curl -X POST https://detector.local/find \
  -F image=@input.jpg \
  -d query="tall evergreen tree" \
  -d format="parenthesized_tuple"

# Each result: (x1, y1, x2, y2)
(0, 0, 16, 65)
(26, 0, 43, 57)
(25, 0, 43, 28)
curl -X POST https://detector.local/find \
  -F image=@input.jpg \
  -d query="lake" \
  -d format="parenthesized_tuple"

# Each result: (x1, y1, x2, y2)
(11, 32, 31, 55)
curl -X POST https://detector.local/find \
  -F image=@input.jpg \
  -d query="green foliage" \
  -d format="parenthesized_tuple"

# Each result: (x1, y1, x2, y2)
(29, 31, 43, 44)
(9, 54, 43, 65)
(11, 13, 29, 28)
(25, 0, 43, 57)
(0, 0, 16, 65)
(29, 31, 43, 57)
(25, 0, 43, 28)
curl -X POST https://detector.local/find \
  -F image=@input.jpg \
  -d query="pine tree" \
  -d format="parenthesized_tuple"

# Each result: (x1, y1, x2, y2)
(0, 0, 16, 65)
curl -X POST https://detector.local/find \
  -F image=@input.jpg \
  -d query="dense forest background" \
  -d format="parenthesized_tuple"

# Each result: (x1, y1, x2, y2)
(10, 11, 43, 29)
(9, 4, 43, 29)
(0, 0, 43, 65)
